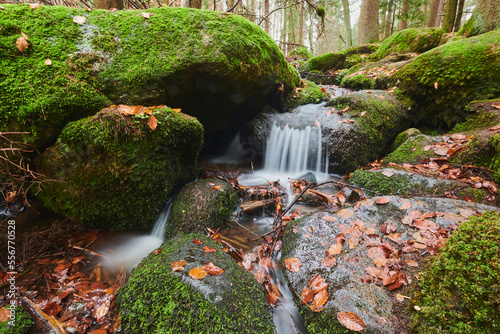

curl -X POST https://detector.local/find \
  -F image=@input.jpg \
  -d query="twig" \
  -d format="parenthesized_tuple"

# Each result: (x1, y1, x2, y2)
(69, 244, 110, 259)
(226, 0, 241, 12)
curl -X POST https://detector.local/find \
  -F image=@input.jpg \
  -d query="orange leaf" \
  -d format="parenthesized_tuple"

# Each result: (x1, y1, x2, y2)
(172, 108, 182, 112)
(267, 292, 279, 306)
(189, 267, 207, 279)
(284, 257, 302, 273)
(29, 3, 41, 9)
(203, 246, 217, 253)
(337, 312, 366, 332)
(171, 260, 187, 272)
(73, 16, 87, 24)
(323, 215, 336, 222)
(44, 59, 52, 65)
(301, 286, 314, 303)
(0, 307, 11, 322)
(309, 275, 328, 293)
(376, 197, 391, 204)
(148, 115, 158, 131)
(312, 289, 328, 312)
(406, 260, 418, 267)
(328, 243, 342, 255)
(16, 36, 28, 52)
(348, 238, 357, 249)
(92, 300, 110, 322)
(192, 239, 203, 245)
(322, 256, 337, 268)
(141, 12, 152, 18)
(400, 199, 411, 210)
(203, 262, 223, 275)
(337, 209, 354, 219)
(388, 233, 402, 243)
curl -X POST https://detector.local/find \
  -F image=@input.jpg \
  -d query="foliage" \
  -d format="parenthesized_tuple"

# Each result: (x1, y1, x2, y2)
(410, 211, 500, 333)
(0, 307, 33, 334)
(284, 79, 330, 110)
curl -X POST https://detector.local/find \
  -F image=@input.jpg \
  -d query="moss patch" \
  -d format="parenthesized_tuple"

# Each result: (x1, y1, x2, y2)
(0, 307, 33, 334)
(340, 73, 375, 90)
(117, 233, 274, 333)
(166, 179, 239, 238)
(410, 211, 500, 333)
(301, 52, 346, 72)
(385, 134, 440, 164)
(284, 79, 330, 110)
(35, 106, 203, 230)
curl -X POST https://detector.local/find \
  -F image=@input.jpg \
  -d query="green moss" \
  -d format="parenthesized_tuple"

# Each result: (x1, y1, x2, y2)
(340, 73, 375, 90)
(0, 307, 33, 334)
(394, 30, 500, 128)
(166, 179, 239, 238)
(385, 134, 438, 164)
(301, 52, 346, 72)
(370, 28, 444, 61)
(284, 79, 329, 110)
(390, 128, 422, 152)
(117, 234, 274, 333)
(289, 46, 311, 59)
(349, 169, 429, 195)
(35, 107, 204, 230)
(410, 211, 500, 333)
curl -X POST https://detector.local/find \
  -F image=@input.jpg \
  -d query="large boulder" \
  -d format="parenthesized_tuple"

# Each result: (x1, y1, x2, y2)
(117, 233, 274, 333)
(281, 196, 496, 333)
(459, 1, 500, 37)
(0, 4, 300, 153)
(35, 106, 203, 230)
(394, 30, 500, 128)
(166, 179, 239, 238)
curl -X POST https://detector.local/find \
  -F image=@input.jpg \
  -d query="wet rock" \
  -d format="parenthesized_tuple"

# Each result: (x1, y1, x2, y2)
(35, 107, 203, 231)
(281, 196, 496, 334)
(284, 80, 330, 110)
(117, 233, 274, 333)
(389, 128, 422, 152)
(385, 134, 441, 165)
(166, 179, 239, 238)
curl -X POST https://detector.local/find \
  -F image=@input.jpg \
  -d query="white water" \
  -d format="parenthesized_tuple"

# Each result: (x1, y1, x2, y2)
(101, 197, 174, 270)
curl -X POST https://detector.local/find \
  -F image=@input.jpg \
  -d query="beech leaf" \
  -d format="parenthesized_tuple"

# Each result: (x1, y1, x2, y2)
(337, 209, 353, 219)
(301, 286, 314, 303)
(73, 16, 87, 24)
(328, 243, 342, 255)
(44, 59, 52, 65)
(203, 246, 217, 253)
(171, 260, 187, 272)
(321, 256, 337, 268)
(284, 257, 301, 272)
(92, 300, 110, 322)
(29, 3, 41, 9)
(337, 312, 366, 332)
(312, 289, 328, 312)
(148, 115, 158, 131)
(189, 267, 208, 279)
(376, 196, 391, 204)
(0, 307, 10, 322)
(141, 12, 152, 19)
(192, 239, 203, 245)
(203, 262, 223, 275)
(16, 36, 28, 52)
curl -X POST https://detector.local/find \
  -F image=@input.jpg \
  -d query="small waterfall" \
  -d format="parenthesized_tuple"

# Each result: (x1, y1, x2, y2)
(150, 196, 175, 240)
(263, 121, 327, 175)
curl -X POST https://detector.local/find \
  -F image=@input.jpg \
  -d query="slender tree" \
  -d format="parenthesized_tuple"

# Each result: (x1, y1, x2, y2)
(427, 0, 440, 27)
(358, 0, 380, 44)
(94, 0, 123, 9)
(443, 0, 458, 32)
(264, 0, 270, 33)
(453, 0, 465, 31)
(384, 0, 394, 39)
(399, 0, 410, 30)
(461, 0, 500, 36)
(341, 0, 353, 47)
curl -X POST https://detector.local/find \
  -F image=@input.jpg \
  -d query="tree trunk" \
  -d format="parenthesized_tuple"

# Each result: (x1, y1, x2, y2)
(453, 0, 465, 31)
(299, 3, 304, 46)
(188, 0, 202, 8)
(399, 0, 410, 30)
(460, 0, 500, 36)
(437, 0, 446, 27)
(380, 0, 388, 40)
(264, 0, 270, 33)
(341, 0, 353, 47)
(358, 0, 380, 44)
(384, 0, 393, 39)
(94, 0, 123, 9)
(227, 0, 234, 11)
(427, 0, 440, 27)
(443, 0, 458, 32)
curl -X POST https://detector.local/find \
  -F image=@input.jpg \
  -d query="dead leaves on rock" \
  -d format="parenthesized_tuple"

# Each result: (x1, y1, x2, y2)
(337, 311, 366, 332)
(301, 275, 329, 312)
(284, 257, 301, 272)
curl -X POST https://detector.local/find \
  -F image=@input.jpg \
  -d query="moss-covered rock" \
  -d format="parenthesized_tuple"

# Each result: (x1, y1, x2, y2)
(0, 306, 33, 334)
(410, 211, 500, 333)
(385, 134, 441, 164)
(394, 30, 500, 128)
(284, 80, 330, 110)
(301, 52, 346, 72)
(325, 91, 411, 174)
(390, 128, 422, 152)
(289, 46, 311, 59)
(0, 4, 300, 153)
(117, 233, 274, 333)
(35, 106, 203, 230)
(166, 179, 239, 238)
(459, 2, 500, 37)
(369, 28, 445, 61)
(340, 74, 376, 90)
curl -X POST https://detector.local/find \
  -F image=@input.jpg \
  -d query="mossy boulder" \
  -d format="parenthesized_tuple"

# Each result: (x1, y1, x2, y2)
(35, 106, 203, 230)
(166, 179, 239, 238)
(281, 196, 496, 334)
(289, 46, 311, 59)
(301, 52, 346, 72)
(325, 91, 411, 174)
(394, 30, 500, 128)
(389, 128, 422, 152)
(0, 4, 300, 153)
(459, 2, 500, 37)
(369, 28, 445, 61)
(385, 134, 441, 165)
(117, 233, 274, 333)
(410, 211, 500, 333)
(284, 80, 330, 110)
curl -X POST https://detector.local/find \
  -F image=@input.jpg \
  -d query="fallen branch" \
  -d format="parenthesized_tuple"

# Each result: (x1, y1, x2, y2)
(21, 297, 67, 334)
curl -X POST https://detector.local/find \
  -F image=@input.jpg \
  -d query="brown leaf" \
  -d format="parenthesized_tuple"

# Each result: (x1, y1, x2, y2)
(337, 209, 354, 219)
(16, 36, 28, 52)
(171, 260, 187, 272)
(388, 272, 408, 291)
(312, 289, 328, 312)
(381, 169, 394, 177)
(203, 246, 217, 253)
(93, 300, 110, 322)
(192, 239, 203, 245)
(382, 271, 398, 286)
(400, 199, 411, 210)
(154, 248, 162, 255)
(321, 256, 337, 268)
(366, 267, 381, 278)
(434, 82, 438, 89)
(72, 16, 87, 24)
(379, 222, 397, 234)
(203, 262, 224, 275)
(388, 233, 402, 243)
(309, 275, 328, 293)
(406, 260, 418, 267)
(267, 292, 279, 306)
(328, 243, 342, 255)
(376, 197, 391, 204)
(335, 233, 346, 245)
(323, 215, 336, 222)
(189, 267, 208, 279)
(301, 286, 314, 303)
(284, 257, 301, 273)
(337, 312, 366, 332)
(148, 115, 158, 131)
(29, 3, 41, 9)
(44, 59, 52, 65)
(0, 307, 10, 322)
(141, 12, 152, 18)
(348, 238, 358, 249)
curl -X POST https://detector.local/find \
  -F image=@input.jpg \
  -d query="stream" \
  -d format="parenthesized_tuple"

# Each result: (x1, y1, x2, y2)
(96, 86, 351, 333)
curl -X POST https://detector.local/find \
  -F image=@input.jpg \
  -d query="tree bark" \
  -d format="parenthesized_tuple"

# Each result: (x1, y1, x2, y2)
(384, 0, 393, 39)
(264, 0, 270, 33)
(341, 0, 353, 47)
(443, 0, 458, 32)
(380, 0, 388, 40)
(94, 0, 123, 9)
(227, 0, 235, 11)
(358, 0, 380, 44)
(188, 0, 202, 8)
(427, 0, 440, 27)
(399, 0, 410, 30)
(437, 0, 446, 27)
(453, 0, 465, 31)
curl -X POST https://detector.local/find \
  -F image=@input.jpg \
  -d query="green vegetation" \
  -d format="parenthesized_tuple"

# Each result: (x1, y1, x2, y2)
(166, 179, 239, 238)
(0, 307, 33, 334)
(289, 46, 311, 59)
(390, 128, 422, 152)
(301, 52, 346, 72)
(340, 74, 375, 90)
(385, 134, 439, 164)
(410, 211, 500, 333)
(370, 28, 444, 61)
(284, 79, 330, 110)
(117, 234, 274, 333)
(35, 107, 203, 230)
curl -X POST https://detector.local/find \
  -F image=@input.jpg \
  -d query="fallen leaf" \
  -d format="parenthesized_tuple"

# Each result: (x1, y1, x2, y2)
(192, 239, 203, 245)
(395, 293, 410, 302)
(379, 222, 397, 234)
(434, 82, 438, 89)
(284, 257, 301, 272)
(203, 246, 217, 253)
(301, 286, 314, 303)
(171, 260, 187, 272)
(406, 260, 418, 267)
(153, 248, 162, 255)
(29, 3, 41, 9)
(376, 197, 391, 204)
(337, 312, 366, 332)
(203, 262, 223, 275)
(335, 233, 346, 245)
(73, 16, 87, 24)
(348, 238, 357, 249)
(381, 169, 394, 177)
(93, 300, 110, 322)
(337, 209, 354, 219)
(388, 272, 408, 290)
(44, 59, 52, 65)
(382, 271, 398, 286)
(388, 233, 402, 243)
(312, 289, 328, 312)
(321, 256, 337, 268)
(148, 115, 158, 131)
(328, 243, 342, 255)
(309, 275, 328, 293)
(366, 267, 380, 278)
(414, 305, 421, 311)
(400, 200, 411, 210)
(16, 36, 28, 52)
(189, 267, 208, 279)
(141, 12, 152, 18)
(267, 292, 279, 306)
(211, 184, 222, 190)
(0, 308, 10, 322)
(322, 215, 336, 222)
